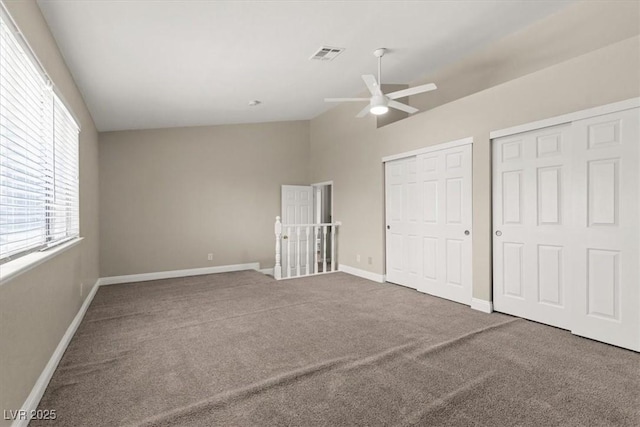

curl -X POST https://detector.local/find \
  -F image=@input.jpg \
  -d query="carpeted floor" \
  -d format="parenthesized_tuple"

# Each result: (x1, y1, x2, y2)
(33, 270, 639, 426)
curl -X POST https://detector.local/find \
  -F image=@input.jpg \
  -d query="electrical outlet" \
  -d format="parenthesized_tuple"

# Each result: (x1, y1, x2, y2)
(356, 254, 361, 263)
(368, 257, 373, 265)
(207, 253, 213, 261)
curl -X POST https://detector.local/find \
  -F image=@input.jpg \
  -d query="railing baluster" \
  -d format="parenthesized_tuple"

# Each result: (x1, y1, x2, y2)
(306, 226, 311, 275)
(322, 225, 328, 273)
(296, 226, 301, 277)
(331, 224, 336, 272)
(287, 226, 291, 278)
(314, 226, 319, 274)
(274, 222, 340, 279)
(274, 216, 282, 279)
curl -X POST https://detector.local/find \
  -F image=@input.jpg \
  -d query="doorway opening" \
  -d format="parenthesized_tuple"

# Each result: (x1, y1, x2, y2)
(312, 181, 333, 272)
(312, 181, 332, 224)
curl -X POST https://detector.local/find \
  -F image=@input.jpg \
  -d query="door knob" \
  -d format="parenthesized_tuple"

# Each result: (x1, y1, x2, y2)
(495, 230, 502, 237)
(464, 230, 470, 236)
(387, 225, 390, 230)
(283, 235, 288, 240)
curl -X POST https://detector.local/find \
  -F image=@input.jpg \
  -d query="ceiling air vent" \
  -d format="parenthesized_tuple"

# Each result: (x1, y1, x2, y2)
(310, 46, 345, 61)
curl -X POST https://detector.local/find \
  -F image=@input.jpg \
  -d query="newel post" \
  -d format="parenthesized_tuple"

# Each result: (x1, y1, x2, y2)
(274, 216, 282, 279)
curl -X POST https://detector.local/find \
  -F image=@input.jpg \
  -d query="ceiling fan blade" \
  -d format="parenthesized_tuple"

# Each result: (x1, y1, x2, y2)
(386, 83, 437, 100)
(324, 98, 369, 103)
(356, 105, 371, 118)
(388, 100, 419, 115)
(362, 74, 382, 96)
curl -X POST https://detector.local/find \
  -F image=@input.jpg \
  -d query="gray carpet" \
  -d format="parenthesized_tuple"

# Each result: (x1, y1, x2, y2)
(33, 270, 639, 426)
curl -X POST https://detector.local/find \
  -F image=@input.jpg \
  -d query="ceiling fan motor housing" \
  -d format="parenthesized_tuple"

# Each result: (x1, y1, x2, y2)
(370, 94, 389, 115)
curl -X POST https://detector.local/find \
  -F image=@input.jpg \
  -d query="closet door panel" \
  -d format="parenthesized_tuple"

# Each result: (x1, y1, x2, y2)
(571, 108, 639, 351)
(493, 124, 573, 329)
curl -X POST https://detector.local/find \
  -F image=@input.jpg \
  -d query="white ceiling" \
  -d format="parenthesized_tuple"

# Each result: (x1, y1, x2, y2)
(37, 0, 571, 132)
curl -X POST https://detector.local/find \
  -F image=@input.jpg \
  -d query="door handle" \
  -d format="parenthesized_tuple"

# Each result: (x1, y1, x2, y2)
(464, 230, 470, 236)
(283, 235, 288, 240)
(387, 225, 390, 230)
(495, 230, 502, 237)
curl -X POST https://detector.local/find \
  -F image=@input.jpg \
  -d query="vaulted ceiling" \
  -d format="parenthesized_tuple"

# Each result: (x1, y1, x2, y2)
(37, 0, 572, 132)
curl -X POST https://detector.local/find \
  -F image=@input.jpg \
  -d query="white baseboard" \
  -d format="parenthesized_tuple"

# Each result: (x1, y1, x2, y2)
(13, 279, 100, 427)
(338, 264, 386, 283)
(259, 268, 274, 276)
(471, 297, 493, 313)
(99, 262, 261, 286)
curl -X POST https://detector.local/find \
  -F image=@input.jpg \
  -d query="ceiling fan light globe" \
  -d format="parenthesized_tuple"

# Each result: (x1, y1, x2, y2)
(370, 105, 389, 115)
(370, 95, 389, 115)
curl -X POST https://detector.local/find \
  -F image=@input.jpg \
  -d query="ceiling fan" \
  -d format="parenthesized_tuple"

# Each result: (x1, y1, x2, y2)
(325, 48, 437, 118)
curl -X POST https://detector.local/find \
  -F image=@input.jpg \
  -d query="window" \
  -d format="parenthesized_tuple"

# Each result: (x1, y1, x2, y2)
(0, 11, 79, 264)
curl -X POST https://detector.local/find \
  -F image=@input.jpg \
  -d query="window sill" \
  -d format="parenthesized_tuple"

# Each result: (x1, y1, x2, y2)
(0, 237, 84, 286)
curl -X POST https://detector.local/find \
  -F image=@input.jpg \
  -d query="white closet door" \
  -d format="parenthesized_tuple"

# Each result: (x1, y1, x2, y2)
(417, 145, 473, 305)
(385, 157, 421, 289)
(570, 109, 640, 351)
(385, 143, 473, 304)
(493, 124, 574, 329)
(493, 107, 639, 351)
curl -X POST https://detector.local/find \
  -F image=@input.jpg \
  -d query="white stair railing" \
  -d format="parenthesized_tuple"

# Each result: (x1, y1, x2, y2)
(273, 216, 341, 280)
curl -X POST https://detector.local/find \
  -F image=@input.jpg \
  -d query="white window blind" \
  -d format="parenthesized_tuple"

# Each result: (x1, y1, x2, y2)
(0, 11, 79, 263)
(50, 97, 79, 242)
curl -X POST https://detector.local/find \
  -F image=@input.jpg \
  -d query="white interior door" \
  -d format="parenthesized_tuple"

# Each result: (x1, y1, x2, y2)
(570, 109, 639, 350)
(417, 145, 473, 305)
(493, 124, 574, 329)
(281, 185, 313, 277)
(493, 107, 639, 351)
(385, 143, 473, 305)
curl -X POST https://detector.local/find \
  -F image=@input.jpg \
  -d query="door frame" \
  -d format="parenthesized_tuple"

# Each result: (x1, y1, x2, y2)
(311, 180, 333, 224)
(490, 98, 640, 140)
(382, 137, 474, 163)
(382, 136, 474, 301)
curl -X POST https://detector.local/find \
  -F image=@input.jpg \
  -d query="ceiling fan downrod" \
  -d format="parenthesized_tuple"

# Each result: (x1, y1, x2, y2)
(374, 48, 386, 87)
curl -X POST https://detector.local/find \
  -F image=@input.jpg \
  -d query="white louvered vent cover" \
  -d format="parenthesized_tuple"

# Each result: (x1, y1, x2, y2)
(310, 46, 345, 61)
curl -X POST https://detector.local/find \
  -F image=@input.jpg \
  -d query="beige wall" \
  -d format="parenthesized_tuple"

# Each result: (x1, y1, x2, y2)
(1, 0, 638, 420)
(309, 35, 640, 302)
(99, 121, 309, 277)
(0, 0, 100, 423)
